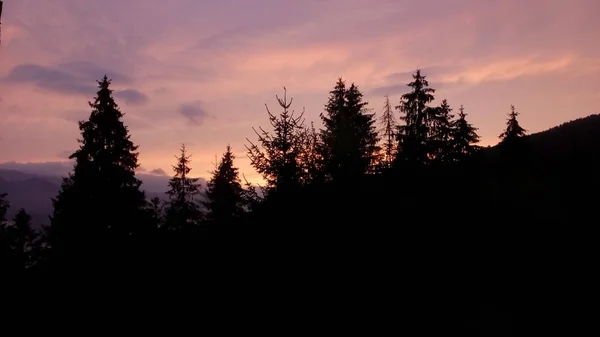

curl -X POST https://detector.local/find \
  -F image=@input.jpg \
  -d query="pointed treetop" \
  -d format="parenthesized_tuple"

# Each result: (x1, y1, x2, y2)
(408, 68, 432, 91)
(458, 104, 466, 118)
(499, 104, 527, 141)
(101, 74, 110, 86)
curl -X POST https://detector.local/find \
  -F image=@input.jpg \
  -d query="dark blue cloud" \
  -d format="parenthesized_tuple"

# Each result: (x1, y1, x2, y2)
(3, 62, 133, 96)
(115, 89, 149, 105)
(57, 61, 131, 84)
(5, 64, 95, 95)
(178, 101, 210, 125)
(371, 68, 450, 96)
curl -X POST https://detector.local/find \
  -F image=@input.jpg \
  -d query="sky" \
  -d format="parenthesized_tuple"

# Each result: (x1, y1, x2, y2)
(0, 0, 598, 183)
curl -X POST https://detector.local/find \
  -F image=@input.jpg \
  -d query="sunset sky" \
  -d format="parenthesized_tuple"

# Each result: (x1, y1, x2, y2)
(0, 0, 598, 183)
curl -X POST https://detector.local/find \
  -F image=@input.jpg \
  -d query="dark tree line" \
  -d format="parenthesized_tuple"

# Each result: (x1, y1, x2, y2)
(0, 70, 530, 272)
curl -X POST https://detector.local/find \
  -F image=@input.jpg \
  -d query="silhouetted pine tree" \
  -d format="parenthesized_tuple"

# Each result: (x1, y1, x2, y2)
(204, 145, 244, 224)
(50, 75, 147, 266)
(246, 87, 306, 194)
(379, 94, 397, 169)
(451, 104, 481, 162)
(395, 69, 437, 166)
(319, 78, 380, 181)
(164, 144, 203, 231)
(499, 105, 527, 143)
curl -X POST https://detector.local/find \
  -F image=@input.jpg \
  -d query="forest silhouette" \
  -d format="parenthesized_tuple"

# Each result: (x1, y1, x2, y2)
(1, 68, 598, 335)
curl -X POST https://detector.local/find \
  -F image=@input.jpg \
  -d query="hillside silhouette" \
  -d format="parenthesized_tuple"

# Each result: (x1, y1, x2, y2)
(1, 70, 598, 336)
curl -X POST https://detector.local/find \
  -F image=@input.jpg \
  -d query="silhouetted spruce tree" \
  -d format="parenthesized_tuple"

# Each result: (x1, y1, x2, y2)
(241, 174, 263, 213)
(204, 145, 244, 224)
(0, 192, 7, 227)
(395, 69, 437, 166)
(164, 144, 203, 231)
(50, 75, 147, 265)
(498, 105, 528, 165)
(451, 104, 481, 162)
(499, 105, 527, 144)
(298, 122, 324, 184)
(379, 94, 397, 169)
(5, 209, 39, 269)
(246, 87, 306, 195)
(319, 78, 380, 181)
(146, 196, 164, 229)
(0, 192, 10, 268)
(431, 99, 455, 163)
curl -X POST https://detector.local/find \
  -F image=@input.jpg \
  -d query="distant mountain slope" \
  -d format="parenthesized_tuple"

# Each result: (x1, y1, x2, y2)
(0, 168, 35, 181)
(0, 166, 206, 227)
(0, 174, 59, 226)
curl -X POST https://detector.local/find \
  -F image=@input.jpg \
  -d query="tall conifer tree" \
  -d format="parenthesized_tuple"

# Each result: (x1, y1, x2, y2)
(298, 122, 324, 184)
(319, 78, 380, 181)
(379, 94, 397, 169)
(431, 99, 455, 163)
(5, 209, 39, 269)
(246, 87, 306, 194)
(0, 192, 10, 268)
(0, 192, 7, 228)
(50, 75, 146, 265)
(395, 69, 437, 165)
(204, 145, 244, 224)
(164, 144, 203, 231)
(451, 104, 481, 162)
(499, 105, 527, 143)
